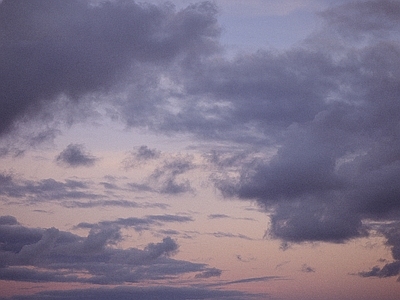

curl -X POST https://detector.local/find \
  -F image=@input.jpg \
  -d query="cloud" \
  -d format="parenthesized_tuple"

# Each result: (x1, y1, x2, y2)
(0, 216, 216, 285)
(56, 144, 98, 167)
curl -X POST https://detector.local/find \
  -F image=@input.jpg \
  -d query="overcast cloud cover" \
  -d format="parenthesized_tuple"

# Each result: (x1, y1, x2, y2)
(1, 0, 400, 299)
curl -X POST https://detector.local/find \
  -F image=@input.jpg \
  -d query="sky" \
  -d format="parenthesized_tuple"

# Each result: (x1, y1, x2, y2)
(1, 0, 400, 299)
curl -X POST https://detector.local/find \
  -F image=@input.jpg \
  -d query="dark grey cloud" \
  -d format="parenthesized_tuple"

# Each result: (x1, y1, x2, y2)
(0, 216, 217, 285)
(0, 285, 261, 300)
(56, 144, 98, 167)
(191, 0, 400, 251)
(0, 0, 220, 137)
